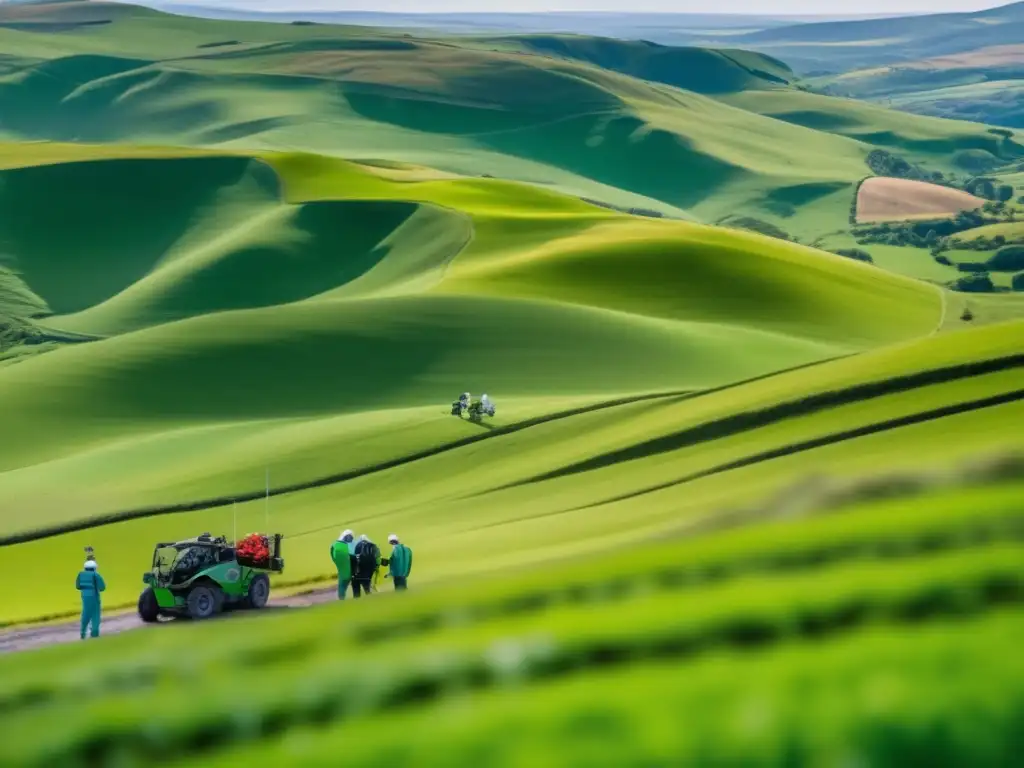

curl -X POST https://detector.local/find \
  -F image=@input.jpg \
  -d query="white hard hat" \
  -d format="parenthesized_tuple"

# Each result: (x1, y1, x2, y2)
(84, 560, 97, 570)
(342, 529, 353, 539)
(388, 533, 399, 543)
(359, 534, 368, 541)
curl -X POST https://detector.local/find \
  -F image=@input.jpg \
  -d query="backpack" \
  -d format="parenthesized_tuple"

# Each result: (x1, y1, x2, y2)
(355, 540, 378, 577)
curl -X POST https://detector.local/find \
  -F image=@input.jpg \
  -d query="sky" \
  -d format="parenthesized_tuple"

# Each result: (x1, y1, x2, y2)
(160, 0, 1009, 13)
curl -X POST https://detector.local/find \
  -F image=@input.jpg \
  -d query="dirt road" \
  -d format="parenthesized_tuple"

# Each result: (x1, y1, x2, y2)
(0, 586, 339, 654)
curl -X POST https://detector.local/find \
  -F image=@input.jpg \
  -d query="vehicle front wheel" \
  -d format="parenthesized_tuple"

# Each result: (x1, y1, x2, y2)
(246, 574, 270, 609)
(186, 585, 223, 620)
(138, 587, 159, 623)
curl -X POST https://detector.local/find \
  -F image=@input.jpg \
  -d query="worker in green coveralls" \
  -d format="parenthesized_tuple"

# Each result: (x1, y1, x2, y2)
(331, 529, 354, 599)
(75, 558, 106, 639)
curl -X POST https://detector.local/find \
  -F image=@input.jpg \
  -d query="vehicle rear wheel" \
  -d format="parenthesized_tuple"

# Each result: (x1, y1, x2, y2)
(138, 587, 159, 623)
(187, 585, 222, 620)
(246, 574, 270, 609)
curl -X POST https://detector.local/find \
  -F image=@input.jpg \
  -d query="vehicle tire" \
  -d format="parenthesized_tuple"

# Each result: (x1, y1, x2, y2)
(246, 574, 270, 609)
(138, 587, 160, 623)
(187, 585, 222, 620)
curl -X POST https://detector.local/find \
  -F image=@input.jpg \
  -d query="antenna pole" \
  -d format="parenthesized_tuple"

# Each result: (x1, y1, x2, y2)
(232, 500, 237, 543)
(265, 468, 269, 530)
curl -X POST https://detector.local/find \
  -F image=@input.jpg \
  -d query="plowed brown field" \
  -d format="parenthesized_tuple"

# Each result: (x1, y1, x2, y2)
(856, 177, 984, 223)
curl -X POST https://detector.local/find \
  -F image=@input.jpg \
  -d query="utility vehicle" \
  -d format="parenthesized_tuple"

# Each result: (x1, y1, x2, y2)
(138, 532, 284, 622)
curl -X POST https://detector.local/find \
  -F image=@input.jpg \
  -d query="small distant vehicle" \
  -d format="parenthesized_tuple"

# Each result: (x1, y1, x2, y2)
(451, 392, 495, 421)
(138, 532, 284, 622)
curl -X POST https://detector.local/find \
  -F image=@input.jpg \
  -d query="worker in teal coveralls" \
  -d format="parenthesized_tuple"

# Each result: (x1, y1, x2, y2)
(76, 559, 106, 639)
(384, 533, 413, 591)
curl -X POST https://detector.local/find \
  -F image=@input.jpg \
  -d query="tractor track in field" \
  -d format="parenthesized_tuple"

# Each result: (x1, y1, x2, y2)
(0, 389, 698, 547)
(571, 387, 1024, 513)
(1, 353, 1017, 548)
(0, 354, 857, 549)
(490, 352, 1024, 494)
(0, 586, 340, 654)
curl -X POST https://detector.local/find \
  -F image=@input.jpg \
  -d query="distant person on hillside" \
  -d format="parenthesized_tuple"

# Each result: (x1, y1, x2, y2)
(352, 535, 380, 598)
(383, 534, 412, 591)
(75, 559, 106, 639)
(330, 530, 354, 600)
(479, 394, 495, 417)
(452, 392, 471, 417)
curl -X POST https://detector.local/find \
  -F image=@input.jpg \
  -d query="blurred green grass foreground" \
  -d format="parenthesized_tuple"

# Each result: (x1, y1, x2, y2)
(2, 457, 1023, 767)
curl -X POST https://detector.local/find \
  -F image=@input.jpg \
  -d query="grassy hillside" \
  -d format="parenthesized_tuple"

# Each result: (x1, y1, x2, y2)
(7, 310, 1023, 623)
(0, 155, 474, 335)
(0, 0, 1017, 620)
(815, 48, 1024, 128)
(722, 89, 1021, 166)
(671, 3, 1024, 130)
(0, 0, 1021, 249)
(0, 144, 948, 548)
(473, 35, 795, 93)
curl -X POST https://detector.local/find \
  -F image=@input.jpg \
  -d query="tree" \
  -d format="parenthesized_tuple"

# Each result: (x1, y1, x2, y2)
(1013, 272, 1024, 292)
(832, 248, 874, 263)
(953, 273, 995, 293)
(968, 178, 996, 199)
(988, 245, 1024, 272)
(925, 230, 939, 247)
(997, 184, 1014, 202)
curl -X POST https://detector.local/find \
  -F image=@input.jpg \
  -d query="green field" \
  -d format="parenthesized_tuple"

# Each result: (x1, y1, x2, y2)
(814, 57, 1024, 129)
(0, 2, 1023, 765)
(3, 475, 1024, 765)
(766, 5, 1024, 129)
(954, 220, 1024, 243)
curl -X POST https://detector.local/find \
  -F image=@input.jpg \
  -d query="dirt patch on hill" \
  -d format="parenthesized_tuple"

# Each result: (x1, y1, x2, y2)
(855, 177, 984, 223)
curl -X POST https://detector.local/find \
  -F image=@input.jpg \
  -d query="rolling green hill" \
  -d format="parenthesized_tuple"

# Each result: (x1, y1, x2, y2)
(473, 35, 796, 93)
(658, 2, 1024, 130)
(0, 3, 1022, 765)
(0, 144, 946, 551)
(722, 1, 1024, 74)
(814, 48, 1024, 128)
(0, 0, 1021, 246)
